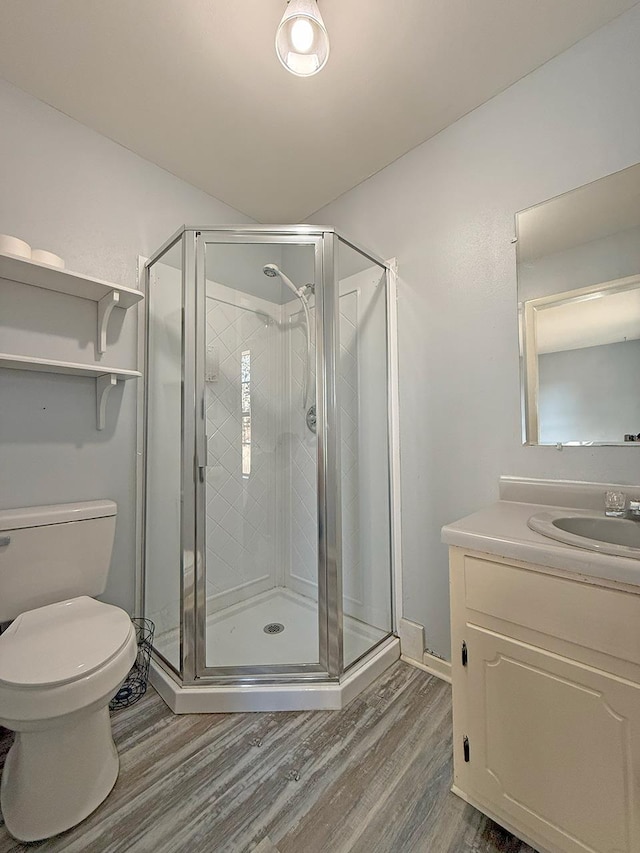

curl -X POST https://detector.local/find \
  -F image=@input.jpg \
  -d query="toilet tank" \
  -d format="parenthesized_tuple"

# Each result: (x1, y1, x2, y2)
(0, 500, 117, 622)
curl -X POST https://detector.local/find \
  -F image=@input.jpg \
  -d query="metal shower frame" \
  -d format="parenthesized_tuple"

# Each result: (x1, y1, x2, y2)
(141, 225, 398, 687)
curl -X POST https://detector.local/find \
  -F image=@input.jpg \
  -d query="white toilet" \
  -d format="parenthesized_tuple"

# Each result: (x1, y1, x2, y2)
(0, 500, 137, 842)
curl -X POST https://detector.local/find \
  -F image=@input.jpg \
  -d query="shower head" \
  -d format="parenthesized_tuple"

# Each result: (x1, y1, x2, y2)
(262, 263, 300, 299)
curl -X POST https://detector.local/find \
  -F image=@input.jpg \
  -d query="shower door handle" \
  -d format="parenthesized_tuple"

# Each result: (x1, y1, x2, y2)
(197, 435, 209, 482)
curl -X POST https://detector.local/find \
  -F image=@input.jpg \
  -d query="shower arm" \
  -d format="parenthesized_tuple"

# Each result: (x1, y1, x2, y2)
(263, 264, 313, 410)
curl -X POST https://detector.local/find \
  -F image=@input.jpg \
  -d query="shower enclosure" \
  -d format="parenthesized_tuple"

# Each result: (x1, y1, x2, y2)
(142, 226, 399, 711)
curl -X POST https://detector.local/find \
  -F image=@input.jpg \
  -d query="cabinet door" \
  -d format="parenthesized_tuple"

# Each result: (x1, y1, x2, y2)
(462, 626, 640, 853)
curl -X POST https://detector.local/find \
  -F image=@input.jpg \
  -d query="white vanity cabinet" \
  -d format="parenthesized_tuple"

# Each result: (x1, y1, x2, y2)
(449, 546, 640, 853)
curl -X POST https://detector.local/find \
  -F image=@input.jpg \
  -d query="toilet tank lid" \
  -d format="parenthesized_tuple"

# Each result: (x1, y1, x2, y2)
(0, 500, 117, 531)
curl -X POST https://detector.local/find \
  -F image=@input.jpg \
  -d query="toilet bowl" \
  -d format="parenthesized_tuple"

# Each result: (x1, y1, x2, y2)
(0, 501, 137, 842)
(0, 597, 137, 841)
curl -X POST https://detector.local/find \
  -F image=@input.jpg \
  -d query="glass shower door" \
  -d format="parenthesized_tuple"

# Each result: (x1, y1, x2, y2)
(144, 236, 185, 674)
(336, 238, 394, 668)
(194, 234, 327, 675)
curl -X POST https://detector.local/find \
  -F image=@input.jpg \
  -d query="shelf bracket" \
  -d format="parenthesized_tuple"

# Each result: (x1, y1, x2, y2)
(97, 290, 121, 355)
(96, 373, 117, 430)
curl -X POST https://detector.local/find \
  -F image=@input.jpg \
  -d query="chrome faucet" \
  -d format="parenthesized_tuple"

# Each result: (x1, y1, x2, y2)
(628, 499, 640, 520)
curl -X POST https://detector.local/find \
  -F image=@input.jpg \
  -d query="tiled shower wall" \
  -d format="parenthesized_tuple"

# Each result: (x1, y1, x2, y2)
(204, 285, 323, 613)
(337, 291, 364, 615)
(283, 300, 318, 598)
(284, 291, 364, 621)
(205, 285, 281, 609)
(283, 265, 392, 634)
(205, 268, 390, 631)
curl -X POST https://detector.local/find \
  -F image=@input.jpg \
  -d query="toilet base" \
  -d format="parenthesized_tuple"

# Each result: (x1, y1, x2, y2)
(1, 705, 119, 842)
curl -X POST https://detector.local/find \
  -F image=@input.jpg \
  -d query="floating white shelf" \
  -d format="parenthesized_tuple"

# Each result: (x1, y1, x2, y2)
(0, 353, 142, 431)
(0, 251, 144, 355)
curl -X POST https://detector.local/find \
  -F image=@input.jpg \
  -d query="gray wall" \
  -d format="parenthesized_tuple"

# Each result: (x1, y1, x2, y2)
(309, 5, 640, 658)
(538, 340, 640, 445)
(0, 78, 253, 614)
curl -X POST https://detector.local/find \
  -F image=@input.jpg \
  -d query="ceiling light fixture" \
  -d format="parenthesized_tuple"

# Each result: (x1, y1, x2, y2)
(275, 0, 330, 77)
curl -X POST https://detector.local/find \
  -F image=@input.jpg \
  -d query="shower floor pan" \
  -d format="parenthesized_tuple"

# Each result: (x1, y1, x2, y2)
(150, 588, 399, 713)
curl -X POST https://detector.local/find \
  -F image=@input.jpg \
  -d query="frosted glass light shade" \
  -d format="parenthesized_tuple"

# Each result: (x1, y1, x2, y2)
(275, 0, 329, 77)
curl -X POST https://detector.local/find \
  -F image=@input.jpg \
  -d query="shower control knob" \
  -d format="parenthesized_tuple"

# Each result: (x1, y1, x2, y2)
(306, 405, 317, 434)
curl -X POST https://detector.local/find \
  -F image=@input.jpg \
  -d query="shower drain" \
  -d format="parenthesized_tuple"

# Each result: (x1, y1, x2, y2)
(263, 622, 285, 635)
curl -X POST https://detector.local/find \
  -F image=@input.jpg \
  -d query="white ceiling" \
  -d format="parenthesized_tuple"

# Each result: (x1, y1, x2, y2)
(0, 0, 637, 222)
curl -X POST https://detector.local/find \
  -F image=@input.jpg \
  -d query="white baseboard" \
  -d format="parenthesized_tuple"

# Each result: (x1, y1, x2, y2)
(421, 651, 452, 683)
(401, 651, 452, 684)
(398, 617, 425, 660)
(397, 616, 452, 684)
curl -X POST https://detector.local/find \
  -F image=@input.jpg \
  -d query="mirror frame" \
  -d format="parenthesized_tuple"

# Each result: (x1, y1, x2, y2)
(521, 273, 640, 447)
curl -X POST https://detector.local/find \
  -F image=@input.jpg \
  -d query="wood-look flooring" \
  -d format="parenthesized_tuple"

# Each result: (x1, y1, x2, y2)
(0, 662, 535, 853)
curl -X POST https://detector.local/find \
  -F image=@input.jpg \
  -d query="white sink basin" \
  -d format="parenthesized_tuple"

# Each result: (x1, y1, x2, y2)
(528, 509, 640, 559)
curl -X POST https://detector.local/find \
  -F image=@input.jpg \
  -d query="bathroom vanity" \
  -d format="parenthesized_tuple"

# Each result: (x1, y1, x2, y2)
(442, 481, 640, 853)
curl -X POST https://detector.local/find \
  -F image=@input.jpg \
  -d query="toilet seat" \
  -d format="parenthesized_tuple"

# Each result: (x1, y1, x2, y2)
(0, 596, 133, 688)
(0, 599, 137, 725)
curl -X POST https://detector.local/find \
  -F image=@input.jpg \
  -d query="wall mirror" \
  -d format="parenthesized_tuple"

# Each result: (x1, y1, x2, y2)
(516, 162, 640, 446)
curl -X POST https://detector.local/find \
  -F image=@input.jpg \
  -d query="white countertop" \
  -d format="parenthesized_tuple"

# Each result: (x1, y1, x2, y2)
(441, 500, 640, 588)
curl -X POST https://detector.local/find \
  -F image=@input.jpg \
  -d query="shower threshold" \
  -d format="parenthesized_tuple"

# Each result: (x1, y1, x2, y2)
(149, 634, 400, 714)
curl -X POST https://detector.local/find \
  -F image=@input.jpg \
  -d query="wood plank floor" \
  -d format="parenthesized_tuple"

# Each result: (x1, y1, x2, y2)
(0, 662, 535, 853)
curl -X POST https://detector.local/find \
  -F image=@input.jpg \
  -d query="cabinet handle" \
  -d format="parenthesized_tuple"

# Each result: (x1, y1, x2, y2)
(463, 736, 470, 762)
(461, 640, 468, 667)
